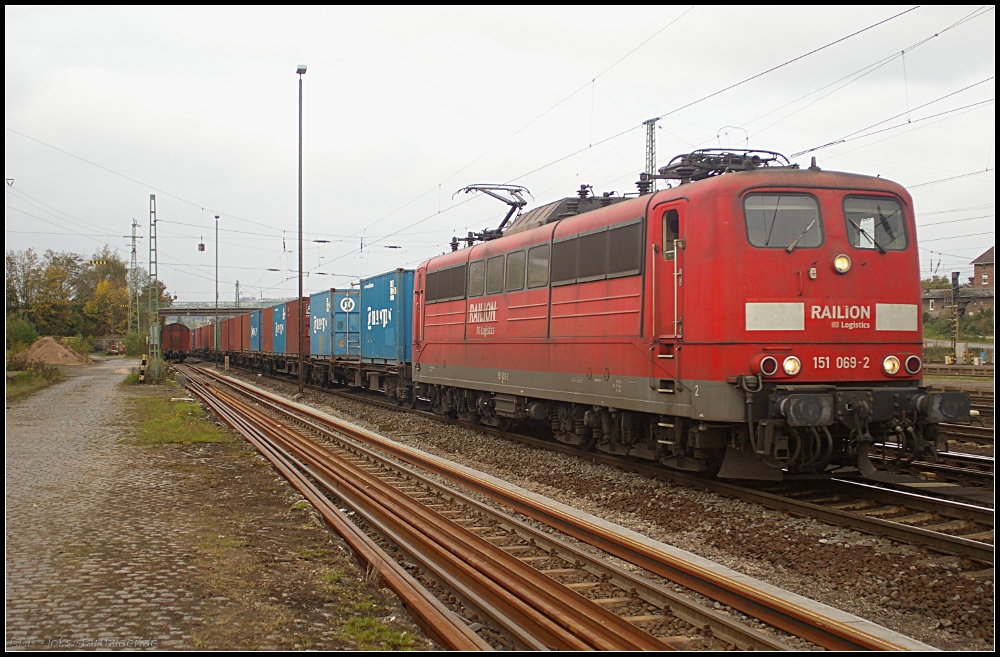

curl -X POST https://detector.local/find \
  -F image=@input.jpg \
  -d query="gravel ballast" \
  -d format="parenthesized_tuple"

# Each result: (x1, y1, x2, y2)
(220, 369, 994, 651)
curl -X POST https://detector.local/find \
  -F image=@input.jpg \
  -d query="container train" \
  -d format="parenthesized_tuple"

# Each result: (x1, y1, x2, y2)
(175, 150, 970, 480)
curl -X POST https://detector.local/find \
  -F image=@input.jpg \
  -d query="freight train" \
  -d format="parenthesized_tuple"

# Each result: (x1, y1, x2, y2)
(180, 150, 970, 480)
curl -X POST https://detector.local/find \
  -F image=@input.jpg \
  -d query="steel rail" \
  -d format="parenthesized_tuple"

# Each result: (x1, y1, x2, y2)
(212, 366, 996, 563)
(178, 369, 488, 651)
(219, 385, 666, 651)
(198, 370, 794, 650)
(181, 366, 666, 651)
(193, 367, 917, 651)
(942, 424, 995, 445)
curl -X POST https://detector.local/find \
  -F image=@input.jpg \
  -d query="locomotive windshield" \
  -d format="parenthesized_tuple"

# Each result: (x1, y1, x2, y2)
(844, 197, 907, 252)
(743, 194, 822, 248)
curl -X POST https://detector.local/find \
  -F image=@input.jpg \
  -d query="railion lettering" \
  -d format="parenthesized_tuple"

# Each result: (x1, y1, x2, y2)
(468, 301, 497, 324)
(810, 305, 871, 320)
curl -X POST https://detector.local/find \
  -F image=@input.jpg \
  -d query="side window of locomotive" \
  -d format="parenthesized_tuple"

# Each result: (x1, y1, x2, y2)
(551, 237, 578, 286)
(662, 209, 679, 261)
(577, 229, 608, 282)
(609, 220, 643, 276)
(426, 270, 442, 302)
(744, 194, 822, 248)
(468, 260, 485, 297)
(486, 255, 505, 294)
(505, 250, 526, 291)
(427, 264, 469, 303)
(527, 244, 550, 288)
(844, 197, 907, 251)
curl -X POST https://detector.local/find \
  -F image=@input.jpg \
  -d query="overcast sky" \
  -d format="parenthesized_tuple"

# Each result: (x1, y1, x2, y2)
(5, 5, 995, 303)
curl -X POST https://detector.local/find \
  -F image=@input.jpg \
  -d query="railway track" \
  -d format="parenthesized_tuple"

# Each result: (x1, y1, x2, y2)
(922, 364, 994, 378)
(181, 364, 932, 651)
(942, 423, 994, 446)
(180, 365, 664, 650)
(198, 362, 995, 564)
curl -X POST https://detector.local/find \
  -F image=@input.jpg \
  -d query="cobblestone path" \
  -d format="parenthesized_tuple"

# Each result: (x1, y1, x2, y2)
(6, 359, 197, 649)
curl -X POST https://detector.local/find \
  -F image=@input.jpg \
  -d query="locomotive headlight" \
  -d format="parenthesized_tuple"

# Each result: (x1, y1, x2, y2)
(882, 355, 901, 375)
(833, 254, 852, 274)
(905, 355, 922, 375)
(782, 356, 801, 376)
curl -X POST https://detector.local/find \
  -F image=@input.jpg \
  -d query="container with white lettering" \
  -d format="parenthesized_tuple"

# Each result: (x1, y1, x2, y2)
(273, 303, 287, 354)
(359, 269, 414, 364)
(333, 289, 361, 358)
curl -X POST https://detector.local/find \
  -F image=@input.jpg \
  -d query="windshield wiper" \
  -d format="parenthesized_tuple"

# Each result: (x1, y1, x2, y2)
(848, 218, 886, 254)
(786, 219, 817, 253)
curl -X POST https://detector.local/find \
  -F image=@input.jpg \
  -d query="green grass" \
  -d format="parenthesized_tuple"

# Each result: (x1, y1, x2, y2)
(130, 396, 229, 445)
(5, 364, 64, 401)
(342, 616, 417, 651)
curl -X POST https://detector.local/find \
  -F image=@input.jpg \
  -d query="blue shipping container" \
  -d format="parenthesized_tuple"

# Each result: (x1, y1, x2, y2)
(273, 303, 287, 353)
(333, 290, 360, 358)
(250, 310, 262, 352)
(310, 289, 333, 357)
(360, 269, 413, 364)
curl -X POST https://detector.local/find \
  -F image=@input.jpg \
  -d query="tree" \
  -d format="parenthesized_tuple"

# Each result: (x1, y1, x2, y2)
(4, 248, 43, 316)
(30, 263, 75, 336)
(84, 280, 129, 335)
(75, 246, 128, 305)
(921, 276, 953, 291)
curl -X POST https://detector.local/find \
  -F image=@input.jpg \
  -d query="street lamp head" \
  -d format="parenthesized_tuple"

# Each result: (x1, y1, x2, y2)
(296, 64, 307, 75)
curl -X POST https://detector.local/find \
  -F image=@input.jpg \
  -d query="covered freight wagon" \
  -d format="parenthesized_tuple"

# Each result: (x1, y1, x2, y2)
(161, 323, 190, 361)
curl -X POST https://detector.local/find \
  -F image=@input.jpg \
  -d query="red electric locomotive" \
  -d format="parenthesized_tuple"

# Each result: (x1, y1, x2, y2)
(412, 150, 969, 480)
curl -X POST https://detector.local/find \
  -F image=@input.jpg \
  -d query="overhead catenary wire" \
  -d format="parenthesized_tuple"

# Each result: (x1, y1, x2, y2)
(791, 78, 995, 157)
(4, 126, 283, 234)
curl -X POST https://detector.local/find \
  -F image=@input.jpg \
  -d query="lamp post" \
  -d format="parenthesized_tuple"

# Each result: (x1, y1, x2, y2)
(215, 214, 219, 353)
(297, 64, 307, 395)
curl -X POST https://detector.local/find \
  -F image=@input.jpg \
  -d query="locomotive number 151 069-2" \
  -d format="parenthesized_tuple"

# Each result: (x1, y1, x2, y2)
(813, 356, 870, 369)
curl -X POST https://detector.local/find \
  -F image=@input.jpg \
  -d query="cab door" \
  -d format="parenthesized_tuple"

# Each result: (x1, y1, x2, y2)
(650, 201, 685, 391)
(653, 201, 685, 339)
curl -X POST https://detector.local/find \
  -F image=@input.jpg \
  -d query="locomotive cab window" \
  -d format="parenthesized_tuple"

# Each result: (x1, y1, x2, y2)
(662, 209, 679, 261)
(744, 194, 822, 248)
(844, 197, 907, 252)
